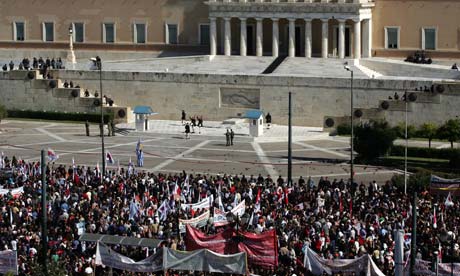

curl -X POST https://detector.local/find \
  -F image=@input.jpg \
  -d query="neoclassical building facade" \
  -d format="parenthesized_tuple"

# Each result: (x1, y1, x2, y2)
(0, 0, 459, 58)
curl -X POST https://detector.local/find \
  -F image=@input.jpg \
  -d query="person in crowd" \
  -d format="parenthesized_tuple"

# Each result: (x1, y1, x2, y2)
(84, 89, 90, 97)
(9, 60, 14, 70)
(2, 64, 7, 71)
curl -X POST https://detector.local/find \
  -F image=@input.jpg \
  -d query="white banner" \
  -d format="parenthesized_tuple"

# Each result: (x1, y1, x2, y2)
(0, 250, 18, 275)
(213, 200, 246, 227)
(179, 211, 210, 233)
(96, 242, 163, 272)
(181, 195, 213, 212)
(95, 242, 247, 274)
(304, 247, 385, 276)
(0, 187, 24, 198)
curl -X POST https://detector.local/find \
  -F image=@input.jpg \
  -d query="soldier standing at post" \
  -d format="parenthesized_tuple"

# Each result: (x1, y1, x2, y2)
(225, 129, 230, 146)
(265, 112, 272, 129)
(107, 120, 112, 137)
(99, 122, 104, 137)
(85, 121, 90, 136)
(230, 129, 235, 146)
(111, 120, 116, 136)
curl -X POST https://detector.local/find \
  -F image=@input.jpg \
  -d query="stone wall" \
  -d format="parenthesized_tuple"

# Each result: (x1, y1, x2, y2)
(1, 68, 459, 128)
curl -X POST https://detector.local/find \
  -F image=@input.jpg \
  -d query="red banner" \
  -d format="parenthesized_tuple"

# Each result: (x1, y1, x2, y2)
(185, 225, 278, 268)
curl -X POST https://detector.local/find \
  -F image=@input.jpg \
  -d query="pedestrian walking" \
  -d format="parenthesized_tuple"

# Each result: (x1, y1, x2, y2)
(181, 110, 186, 125)
(99, 122, 104, 137)
(230, 129, 235, 146)
(85, 120, 90, 136)
(185, 123, 191, 139)
(190, 116, 196, 133)
(197, 116, 203, 134)
(225, 129, 230, 146)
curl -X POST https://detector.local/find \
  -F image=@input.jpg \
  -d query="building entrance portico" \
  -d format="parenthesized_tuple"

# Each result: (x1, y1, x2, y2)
(206, 0, 374, 59)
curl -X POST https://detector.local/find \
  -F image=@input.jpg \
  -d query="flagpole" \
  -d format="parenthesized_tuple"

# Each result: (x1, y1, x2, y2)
(40, 149, 48, 274)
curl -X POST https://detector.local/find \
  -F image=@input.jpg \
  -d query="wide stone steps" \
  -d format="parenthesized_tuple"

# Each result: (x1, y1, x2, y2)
(3, 69, 131, 123)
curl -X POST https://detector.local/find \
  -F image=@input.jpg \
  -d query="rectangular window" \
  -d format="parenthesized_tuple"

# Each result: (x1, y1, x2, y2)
(44, 22, 54, 42)
(199, 24, 210, 45)
(73, 22, 84, 43)
(166, 24, 178, 44)
(14, 22, 25, 41)
(385, 27, 399, 49)
(104, 23, 115, 43)
(135, 23, 146, 43)
(423, 28, 436, 50)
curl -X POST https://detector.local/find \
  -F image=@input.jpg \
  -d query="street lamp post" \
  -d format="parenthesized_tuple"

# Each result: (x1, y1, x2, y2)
(344, 63, 354, 189)
(404, 90, 408, 194)
(91, 57, 105, 181)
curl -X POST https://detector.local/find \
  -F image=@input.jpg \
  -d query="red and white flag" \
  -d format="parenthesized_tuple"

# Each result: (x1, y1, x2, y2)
(433, 207, 437, 229)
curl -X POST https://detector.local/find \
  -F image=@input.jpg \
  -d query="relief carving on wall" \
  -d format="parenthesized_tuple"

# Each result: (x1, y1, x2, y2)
(220, 88, 260, 109)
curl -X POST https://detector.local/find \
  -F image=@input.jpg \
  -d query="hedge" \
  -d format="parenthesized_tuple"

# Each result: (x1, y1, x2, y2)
(7, 109, 114, 123)
(390, 145, 460, 160)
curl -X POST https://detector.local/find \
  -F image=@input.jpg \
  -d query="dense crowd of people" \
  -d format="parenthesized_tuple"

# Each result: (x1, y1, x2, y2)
(0, 154, 458, 276)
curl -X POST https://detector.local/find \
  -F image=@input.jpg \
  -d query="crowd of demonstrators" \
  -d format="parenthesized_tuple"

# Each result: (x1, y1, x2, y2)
(2, 57, 64, 79)
(1, 154, 459, 276)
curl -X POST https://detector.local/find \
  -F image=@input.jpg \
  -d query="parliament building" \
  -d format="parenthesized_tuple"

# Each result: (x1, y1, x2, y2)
(0, 0, 459, 58)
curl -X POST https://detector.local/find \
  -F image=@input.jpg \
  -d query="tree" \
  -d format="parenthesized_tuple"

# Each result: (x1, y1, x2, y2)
(437, 119, 460, 148)
(353, 120, 398, 162)
(417, 122, 438, 148)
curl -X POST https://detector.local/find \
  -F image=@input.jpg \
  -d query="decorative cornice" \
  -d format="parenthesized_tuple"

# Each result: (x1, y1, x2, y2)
(206, 2, 374, 15)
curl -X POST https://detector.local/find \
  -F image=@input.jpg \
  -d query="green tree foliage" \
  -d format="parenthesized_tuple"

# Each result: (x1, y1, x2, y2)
(417, 122, 438, 148)
(353, 120, 397, 162)
(437, 119, 460, 148)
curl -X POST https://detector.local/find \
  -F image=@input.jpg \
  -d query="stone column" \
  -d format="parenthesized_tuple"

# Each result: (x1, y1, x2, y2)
(353, 19, 361, 59)
(305, 19, 312, 58)
(272, 18, 279, 57)
(224, 17, 231, 56)
(321, 19, 329, 58)
(210, 17, 217, 56)
(240, 18, 247, 56)
(256, 18, 263, 56)
(288, 18, 295, 57)
(338, 19, 346, 59)
(362, 18, 372, 58)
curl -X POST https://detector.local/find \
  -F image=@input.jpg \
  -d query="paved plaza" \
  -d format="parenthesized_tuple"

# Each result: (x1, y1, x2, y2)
(0, 119, 405, 183)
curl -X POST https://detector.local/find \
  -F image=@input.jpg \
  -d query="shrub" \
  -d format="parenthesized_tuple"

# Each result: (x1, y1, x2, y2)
(393, 122, 417, 139)
(389, 145, 460, 160)
(354, 120, 397, 162)
(336, 123, 352, 135)
(7, 109, 113, 123)
(391, 170, 432, 193)
(0, 103, 6, 122)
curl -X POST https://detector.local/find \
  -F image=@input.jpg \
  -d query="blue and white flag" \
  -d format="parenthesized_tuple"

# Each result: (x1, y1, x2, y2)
(106, 151, 115, 164)
(47, 148, 59, 162)
(128, 157, 134, 176)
